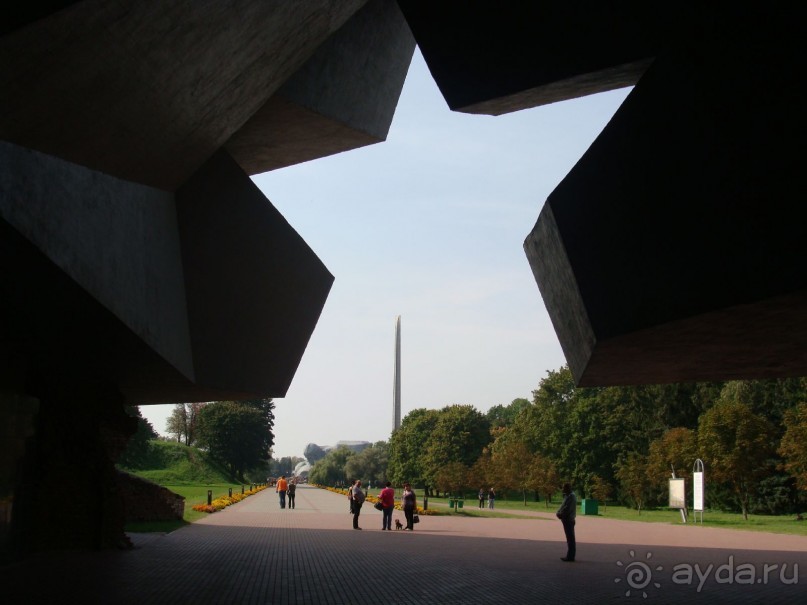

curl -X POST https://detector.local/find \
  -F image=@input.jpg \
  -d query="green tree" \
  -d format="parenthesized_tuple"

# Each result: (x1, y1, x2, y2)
(309, 446, 355, 486)
(779, 403, 807, 492)
(646, 427, 698, 502)
(388, 408, 440, 487)
(528, 454, 560, 507)
(421, 405, 491, 490)
(698, 391, 776, 520)
(486, 398, 531, 429)
(344, 441, 389, 486)
(166, 402, 205, 446)
(468, 450, 494, 496)
(241, 399, 276, 446)
(588, 475, 613, 512)
(513, 366, 725, 499)
(270, 456, 298, 477)
(117, 406, 158, 469)
(615, 452, 651, 514)
(166, 403, 187, 444)
(514, 366, 604, 489)
(490, 436, 538, 505)
(719, 378, 807, 435)
(433, 461, 469, 497)
(196, 401, 271, 480)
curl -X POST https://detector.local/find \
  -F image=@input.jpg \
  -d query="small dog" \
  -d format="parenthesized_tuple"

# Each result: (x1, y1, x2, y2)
(394, 519, 404, 530)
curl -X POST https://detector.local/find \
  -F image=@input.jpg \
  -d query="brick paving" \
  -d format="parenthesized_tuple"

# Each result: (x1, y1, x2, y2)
(2, 485, 806, 604)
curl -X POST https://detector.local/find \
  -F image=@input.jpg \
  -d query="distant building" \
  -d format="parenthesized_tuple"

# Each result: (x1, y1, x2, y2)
(302, 440, 371, 464)
(334, 440, 371, 453)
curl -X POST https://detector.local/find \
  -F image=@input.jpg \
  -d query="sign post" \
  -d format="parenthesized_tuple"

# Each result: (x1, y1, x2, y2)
(693, 459, 705, 524)
(669, 477, 687, 523)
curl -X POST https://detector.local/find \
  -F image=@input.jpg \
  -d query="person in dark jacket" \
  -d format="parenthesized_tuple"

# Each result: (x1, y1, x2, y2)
(287, 480, 296, 509)
(402, 483, 417, 530)
(556, 482, 577, 562)
(350, 480, 365, 529)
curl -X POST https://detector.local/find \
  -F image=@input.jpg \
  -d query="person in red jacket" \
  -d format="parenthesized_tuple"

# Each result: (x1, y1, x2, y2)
(379, 482, 395, 530)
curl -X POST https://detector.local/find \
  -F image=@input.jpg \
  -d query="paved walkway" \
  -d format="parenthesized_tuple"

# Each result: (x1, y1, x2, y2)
(2, 485, 806, 603)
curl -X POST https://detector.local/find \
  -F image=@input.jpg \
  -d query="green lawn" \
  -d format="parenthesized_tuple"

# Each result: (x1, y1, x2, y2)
(425, 495, 807, 535)
(424, 494, 558, 519)
(121, 440, 264, 533)
(584, 505, 807, 535)
(126, 487, 807, 537)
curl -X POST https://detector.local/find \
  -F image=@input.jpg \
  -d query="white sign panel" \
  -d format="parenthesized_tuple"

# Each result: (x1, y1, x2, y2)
(669, 478, 685, 509)
(693, 471, 704, 511)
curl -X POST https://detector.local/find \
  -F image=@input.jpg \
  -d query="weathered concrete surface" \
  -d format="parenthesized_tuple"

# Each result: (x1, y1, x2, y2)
(3, 1, 413, 557)
(0, 141, 194, 383)
(1, 142, 333, 402)
(524, 18, 807, 385)
(176, 150, 334, 399)
(398, 1, 663, 115)
(227, 0, 416, 174)
(0, 0, 369, 189)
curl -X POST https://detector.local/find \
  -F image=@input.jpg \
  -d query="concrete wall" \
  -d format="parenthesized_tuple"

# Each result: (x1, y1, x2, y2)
(0, 0, 370, 189)
(176, 150, 334, 396)
(227, 0, 416, 173)
(0, 142, 194, 381)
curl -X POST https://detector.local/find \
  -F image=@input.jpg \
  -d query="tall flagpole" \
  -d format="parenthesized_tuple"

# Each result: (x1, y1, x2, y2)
(393, 315, 401, 432)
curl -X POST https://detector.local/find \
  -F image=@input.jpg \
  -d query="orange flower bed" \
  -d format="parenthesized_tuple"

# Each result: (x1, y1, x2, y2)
(191, 485, 267, 513)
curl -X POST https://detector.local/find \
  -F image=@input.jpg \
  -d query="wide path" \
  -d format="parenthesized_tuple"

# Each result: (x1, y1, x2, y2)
(2, 485, 806, 603)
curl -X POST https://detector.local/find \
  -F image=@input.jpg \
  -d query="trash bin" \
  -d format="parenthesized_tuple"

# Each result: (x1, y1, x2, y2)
(581, 499, 599, 515)
(457, 498, 464, 509)
(448, 498, 455, 509)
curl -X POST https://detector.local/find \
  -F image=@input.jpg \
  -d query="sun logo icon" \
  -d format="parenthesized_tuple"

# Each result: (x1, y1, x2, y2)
(615, 550, 663, 598)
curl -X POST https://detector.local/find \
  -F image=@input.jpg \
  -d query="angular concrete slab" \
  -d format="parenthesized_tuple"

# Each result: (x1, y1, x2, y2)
(524, 20, 807, 386)
(0, 0, 368, 190)
(226, 0, 416, 174)
(397, 1, 664, 115)
(176, 150, 334, 398)
(1, 142, 333, 403)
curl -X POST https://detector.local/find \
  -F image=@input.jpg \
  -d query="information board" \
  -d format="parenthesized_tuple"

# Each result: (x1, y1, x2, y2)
(668, 478, 685, 509)
(693, 471, 704, 511)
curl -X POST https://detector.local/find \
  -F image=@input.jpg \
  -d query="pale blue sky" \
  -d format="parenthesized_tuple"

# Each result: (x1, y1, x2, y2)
(142, 50, 631, 458)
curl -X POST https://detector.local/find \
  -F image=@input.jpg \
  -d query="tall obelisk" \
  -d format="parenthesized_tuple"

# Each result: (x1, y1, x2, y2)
(392, 315, 401, 432)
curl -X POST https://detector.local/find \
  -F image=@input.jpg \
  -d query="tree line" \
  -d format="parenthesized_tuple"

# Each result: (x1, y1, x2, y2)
(308, 366, 807, 518)
(163, 399, 275, 481)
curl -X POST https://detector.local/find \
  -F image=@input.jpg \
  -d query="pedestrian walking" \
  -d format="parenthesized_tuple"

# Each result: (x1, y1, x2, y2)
(276, 475, 288, 509)
(287, 480, 296, 509)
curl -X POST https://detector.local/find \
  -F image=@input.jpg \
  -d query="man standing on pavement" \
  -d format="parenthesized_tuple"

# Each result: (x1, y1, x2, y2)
(556, 482, 576, 562)
(350, 480, 365, 529)
(276, 475, 288, 509)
